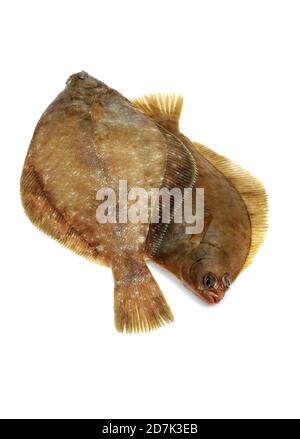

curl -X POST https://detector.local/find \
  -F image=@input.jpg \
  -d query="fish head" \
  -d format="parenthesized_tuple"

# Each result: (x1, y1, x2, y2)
(181, 242, 232, 304)
(66, 71, 107, 90)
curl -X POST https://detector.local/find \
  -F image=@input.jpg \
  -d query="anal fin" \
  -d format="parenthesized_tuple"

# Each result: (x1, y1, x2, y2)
(193, 142, 268, 269)
(20, 164, 101, 264)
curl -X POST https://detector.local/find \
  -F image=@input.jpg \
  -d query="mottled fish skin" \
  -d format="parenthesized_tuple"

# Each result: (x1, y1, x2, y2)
(132, 94, 267, 306)
(21, 72, 267, 332)
(23, 72, 167, 260)
(155, 131, 251, 304)
(21, 71, 174, 332)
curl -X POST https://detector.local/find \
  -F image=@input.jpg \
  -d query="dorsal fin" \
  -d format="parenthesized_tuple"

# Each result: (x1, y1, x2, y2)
(132, 94, 183, 131)
(193, 142, 268, 270)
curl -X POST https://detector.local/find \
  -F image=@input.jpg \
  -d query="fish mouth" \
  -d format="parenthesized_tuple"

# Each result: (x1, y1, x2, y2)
(199, 288, 226, 304)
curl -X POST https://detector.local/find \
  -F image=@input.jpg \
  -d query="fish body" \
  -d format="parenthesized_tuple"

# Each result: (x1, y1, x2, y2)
(21, 72, 268, 332)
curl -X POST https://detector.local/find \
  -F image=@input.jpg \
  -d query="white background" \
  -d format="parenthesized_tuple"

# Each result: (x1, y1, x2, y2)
(0, 0, 299, 419)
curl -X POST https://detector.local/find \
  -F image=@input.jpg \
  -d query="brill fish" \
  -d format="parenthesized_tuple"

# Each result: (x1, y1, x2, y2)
(20, 71, 268, 333)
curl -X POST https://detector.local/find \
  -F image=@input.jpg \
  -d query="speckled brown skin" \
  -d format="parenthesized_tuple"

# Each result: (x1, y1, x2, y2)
(21, 72, 174, 332)
(21, 71, 253, 332)
(155, 131, 251, 304)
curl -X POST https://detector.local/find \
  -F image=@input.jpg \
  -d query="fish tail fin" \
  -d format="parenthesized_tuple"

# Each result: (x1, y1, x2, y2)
(112, 258, 174, 333)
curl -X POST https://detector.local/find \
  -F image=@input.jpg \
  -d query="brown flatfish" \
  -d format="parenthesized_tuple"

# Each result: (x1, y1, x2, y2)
(20, 71, 268, 333)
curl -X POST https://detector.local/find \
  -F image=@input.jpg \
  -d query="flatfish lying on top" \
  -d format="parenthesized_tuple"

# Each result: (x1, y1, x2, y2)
(20, 71, 268, 333)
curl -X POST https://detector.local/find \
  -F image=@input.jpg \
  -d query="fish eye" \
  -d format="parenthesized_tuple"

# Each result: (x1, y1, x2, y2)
(222, 273, 231, 289)
(203, 273, 218, 290)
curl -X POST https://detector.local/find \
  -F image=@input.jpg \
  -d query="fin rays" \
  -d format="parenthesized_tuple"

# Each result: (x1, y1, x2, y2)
(113, 259, 174, 333)
(132, 93, 183, 131)
(193, 143, 268, 270)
